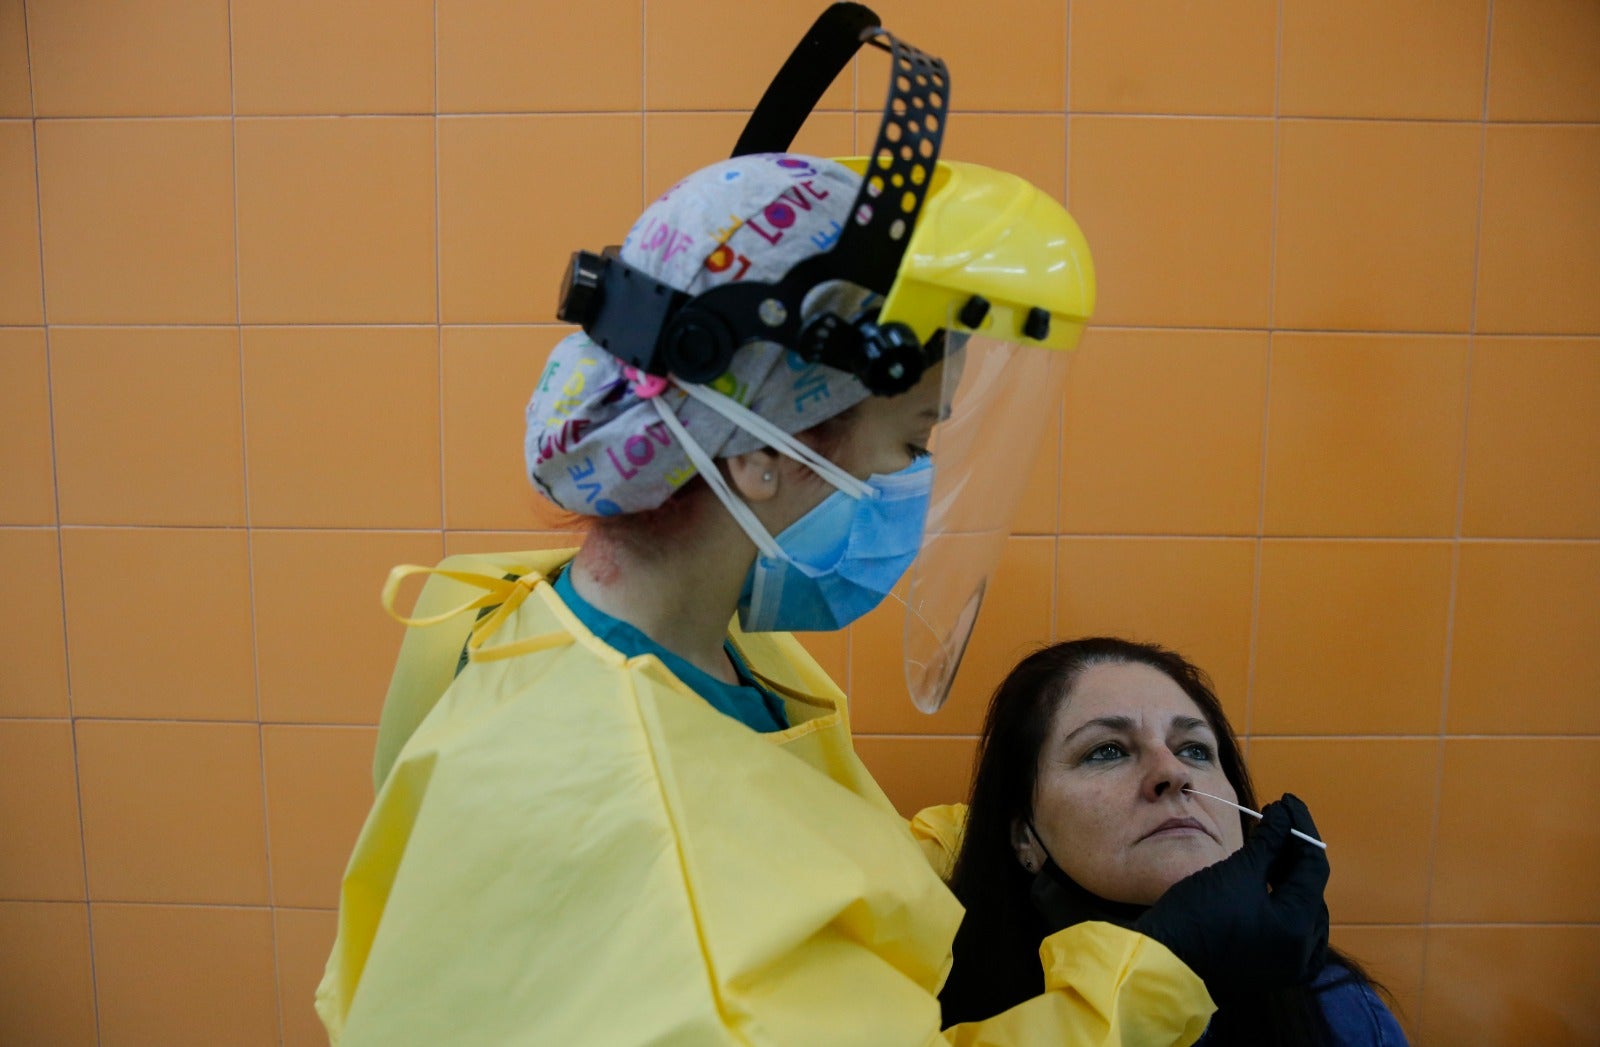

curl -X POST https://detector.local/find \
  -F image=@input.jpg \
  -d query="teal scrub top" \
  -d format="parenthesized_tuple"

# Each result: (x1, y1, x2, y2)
(553, 567, 790, 733)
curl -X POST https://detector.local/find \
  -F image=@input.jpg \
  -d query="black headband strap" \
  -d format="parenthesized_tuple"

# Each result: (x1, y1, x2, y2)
(731, 3, 882, 158)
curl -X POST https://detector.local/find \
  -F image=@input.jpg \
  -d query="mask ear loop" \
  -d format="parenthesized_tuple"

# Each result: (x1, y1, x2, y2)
(673, 379, 873, 500)
(647, 397, 784, 561)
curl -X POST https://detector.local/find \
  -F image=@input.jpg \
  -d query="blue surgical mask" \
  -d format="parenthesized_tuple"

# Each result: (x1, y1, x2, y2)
(737, 456, 933, 632)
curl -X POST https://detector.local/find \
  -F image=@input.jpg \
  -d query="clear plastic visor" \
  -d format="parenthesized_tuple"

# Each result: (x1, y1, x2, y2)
(900, 321, 1072, 712)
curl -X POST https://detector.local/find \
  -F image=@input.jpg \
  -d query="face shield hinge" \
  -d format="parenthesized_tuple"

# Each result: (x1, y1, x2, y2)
(1023, 307, 1051, 342)
(958, 295, 991, 330)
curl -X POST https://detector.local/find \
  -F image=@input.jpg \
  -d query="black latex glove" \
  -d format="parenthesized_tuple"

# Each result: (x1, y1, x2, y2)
(1133, 793, 1330, 996)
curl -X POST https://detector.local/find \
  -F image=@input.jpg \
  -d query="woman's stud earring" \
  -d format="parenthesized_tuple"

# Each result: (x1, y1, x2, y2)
(762, 472, 773, 482)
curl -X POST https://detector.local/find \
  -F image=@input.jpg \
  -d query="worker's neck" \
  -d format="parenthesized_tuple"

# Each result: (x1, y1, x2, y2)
(568, 508, 758, 686)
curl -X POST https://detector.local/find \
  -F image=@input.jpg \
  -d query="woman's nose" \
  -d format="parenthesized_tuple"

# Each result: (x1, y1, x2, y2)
(1142, 749, 1192, 802)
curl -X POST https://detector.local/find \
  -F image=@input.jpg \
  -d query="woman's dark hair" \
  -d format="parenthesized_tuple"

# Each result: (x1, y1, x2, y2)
(939, 637, 1387, 1044)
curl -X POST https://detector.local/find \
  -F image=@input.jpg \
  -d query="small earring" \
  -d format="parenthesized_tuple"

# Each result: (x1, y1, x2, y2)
(762, 471, 773, 482)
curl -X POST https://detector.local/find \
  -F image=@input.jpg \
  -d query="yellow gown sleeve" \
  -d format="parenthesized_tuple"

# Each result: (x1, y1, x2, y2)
(941, 923, 1213, 1047)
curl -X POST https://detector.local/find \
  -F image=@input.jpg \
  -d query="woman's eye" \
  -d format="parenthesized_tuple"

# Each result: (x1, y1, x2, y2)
(1177, 742, 1214, 762)
(1084, 742, 1126, 762)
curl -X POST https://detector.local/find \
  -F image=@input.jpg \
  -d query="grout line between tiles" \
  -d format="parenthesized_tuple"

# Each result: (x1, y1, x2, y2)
(433, 0, 448, 541)
(223, 8, 286, 1045)
(27, 109, 1600, 126)
(1244, 0, 1288, 738)
(17, 320, 1599, 338)
(24, 2, 105, 1038)
(1420, 8, 1498, 1020)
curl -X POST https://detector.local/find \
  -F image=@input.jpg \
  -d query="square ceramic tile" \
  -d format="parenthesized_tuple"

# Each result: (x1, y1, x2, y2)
(0, 720, 85, 900)
(27, 0, 231, 116)
(242, 326, 442, 529)
(276, 908, 338, 1047)
(61, 527, 256, 720)
(254, 530, 444, 724)
(0, 528, 69, 717)
(443, 326, 584, 531)
(645, 0, 856, 111)
(36, 119, 236, 324)
(1329, 925, 1425, 1042)
(853, 536, 1053, 736)
(93, 903, 279, 1047)
(264, 725, 377, 907)
(439, 0, 641, 113)
(1448, 542, 1600, 734)
(1069, 0, 1276, 115)
(0, 902, 97, 1046)
(1476, 127, 1600, 335)
(51, 327, 246, 526)
(869, 0, 1066, 111)
(1056, 537, 1256, 727)
(1420, 926, 1600, 1047)
(1461, 338, 1600, 537)
(1273, 120, 1480, 332)
(1068, 116, 1274, 328)
(0, 122, 42, 324)
(1279, 0, 1489, 119)
(1248, 738, 1436, 923)
(1431, 738, 1600, 923)
(439, 114, 642, 323)
(236, 117, 436, 323)
(0, 328, 53, 522)
(1487, 1, 1600, 121)
(852, 735, 978, 819)
(232, 0, 434, 115)
(77, 721, 269, 905)
(1060, 328, 1267, 536)
(1263, 334, 1468, 538)
(0, 1, 29, 117)
(1253, 540, 1452, 735)
(649, 112, 856, 201)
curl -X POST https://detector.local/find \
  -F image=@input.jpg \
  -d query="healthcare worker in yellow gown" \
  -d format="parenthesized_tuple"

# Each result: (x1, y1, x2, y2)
(317, 8, 1330, 1045)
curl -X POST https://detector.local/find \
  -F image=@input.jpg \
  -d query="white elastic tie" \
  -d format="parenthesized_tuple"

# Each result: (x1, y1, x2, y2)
(674, 380, 873, 500)
(648, 398, 784, 560)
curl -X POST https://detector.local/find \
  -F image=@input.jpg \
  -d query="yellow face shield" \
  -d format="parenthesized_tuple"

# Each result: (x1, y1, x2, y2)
(847, 159, 1095, 713)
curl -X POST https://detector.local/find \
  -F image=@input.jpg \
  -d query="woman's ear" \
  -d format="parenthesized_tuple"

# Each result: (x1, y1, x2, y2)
(724, 448, 782, 503)
(1010, 817, 1042, 875)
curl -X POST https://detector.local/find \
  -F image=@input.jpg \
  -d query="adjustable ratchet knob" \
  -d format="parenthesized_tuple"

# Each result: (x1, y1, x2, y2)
(557, 250, 605, 325)
(660, 306, 736, 384)
(860, 321, 925, 395)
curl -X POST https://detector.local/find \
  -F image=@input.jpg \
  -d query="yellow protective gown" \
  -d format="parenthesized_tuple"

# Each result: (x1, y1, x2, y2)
(318, 549, 1213, 1046)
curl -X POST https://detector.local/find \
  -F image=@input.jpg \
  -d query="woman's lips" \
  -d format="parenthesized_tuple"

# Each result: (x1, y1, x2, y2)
(1140, 816, 1212, 842)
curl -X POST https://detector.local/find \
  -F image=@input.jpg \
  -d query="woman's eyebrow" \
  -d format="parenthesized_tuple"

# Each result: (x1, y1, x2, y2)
(1058, 715, 1136, 748)
(1170, 715, 1212, 735)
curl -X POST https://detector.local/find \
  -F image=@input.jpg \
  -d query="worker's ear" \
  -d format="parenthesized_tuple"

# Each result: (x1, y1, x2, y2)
(725, 448, 783, 503)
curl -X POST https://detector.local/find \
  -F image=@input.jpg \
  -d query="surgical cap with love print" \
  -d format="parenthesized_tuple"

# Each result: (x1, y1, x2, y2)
(525, 153, 875, 516)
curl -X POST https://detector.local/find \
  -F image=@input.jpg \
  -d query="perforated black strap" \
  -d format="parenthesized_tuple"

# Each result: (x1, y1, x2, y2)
(731, 3, 881, 158)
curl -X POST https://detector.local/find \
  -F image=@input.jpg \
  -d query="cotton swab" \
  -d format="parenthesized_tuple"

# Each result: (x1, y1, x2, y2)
(1183, 788, 1328, 850)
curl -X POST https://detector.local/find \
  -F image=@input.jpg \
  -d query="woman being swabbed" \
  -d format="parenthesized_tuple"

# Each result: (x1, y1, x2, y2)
(929, 637, 1408, 1046)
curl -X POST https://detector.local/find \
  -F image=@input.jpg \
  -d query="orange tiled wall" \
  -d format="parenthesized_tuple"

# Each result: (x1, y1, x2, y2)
(2, 2, 1597, 1045)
